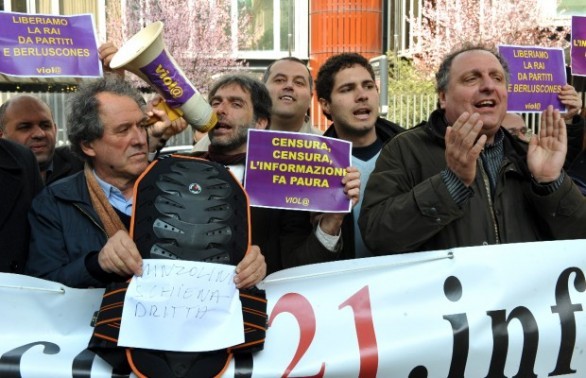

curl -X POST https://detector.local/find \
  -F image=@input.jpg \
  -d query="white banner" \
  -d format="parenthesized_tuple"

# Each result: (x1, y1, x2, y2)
(1, 240, 585, 377)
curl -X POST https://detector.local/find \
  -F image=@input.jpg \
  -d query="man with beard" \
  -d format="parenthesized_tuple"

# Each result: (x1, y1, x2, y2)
(359, 44, 586, 254)
(279, 53, 403, 268)
(192, 74, 360, 274)
(194, 75, 271, 179)
(193, 57, 321, 152)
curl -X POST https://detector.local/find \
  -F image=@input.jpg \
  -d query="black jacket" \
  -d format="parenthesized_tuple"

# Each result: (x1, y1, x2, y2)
(0, 139, 43, 273)
(360, 109, 586, 254)
(280, 117, 404, 268)
(46, 145, 84, 185)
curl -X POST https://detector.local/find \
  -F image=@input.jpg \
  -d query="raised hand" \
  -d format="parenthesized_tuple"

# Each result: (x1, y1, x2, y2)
(445, 112, 487, 186)
(527, 105, 566, 183)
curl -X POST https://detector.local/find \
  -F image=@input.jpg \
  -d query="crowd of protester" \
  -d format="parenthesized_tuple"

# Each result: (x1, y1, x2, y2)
(1, 44, 586, 314)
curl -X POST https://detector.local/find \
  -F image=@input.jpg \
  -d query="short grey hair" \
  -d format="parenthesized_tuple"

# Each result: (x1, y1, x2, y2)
(67, 74, 146, 160)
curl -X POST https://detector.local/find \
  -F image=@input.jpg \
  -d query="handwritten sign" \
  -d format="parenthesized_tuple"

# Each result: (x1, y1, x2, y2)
(498, 45, 566, 113)
(118, 259, 243, 352)
(0, 12, 102, 81)
(244, 129, 352, 212)
(571, 16, 586, 77)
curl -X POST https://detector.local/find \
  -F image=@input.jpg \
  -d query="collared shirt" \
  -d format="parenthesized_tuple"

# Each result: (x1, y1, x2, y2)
(93, 170, 133, 216)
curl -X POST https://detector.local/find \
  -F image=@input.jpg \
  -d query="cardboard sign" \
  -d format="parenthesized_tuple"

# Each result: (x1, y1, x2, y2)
(498, 45, 566, 113)
(0, 11, 102, 81)
(571, 16, 586, 76)
(244, 129, 352, 212)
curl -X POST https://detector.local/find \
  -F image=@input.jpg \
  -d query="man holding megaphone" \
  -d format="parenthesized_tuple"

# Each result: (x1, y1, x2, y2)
(99, 41, 191, 152)
(101, 22, 217, 141)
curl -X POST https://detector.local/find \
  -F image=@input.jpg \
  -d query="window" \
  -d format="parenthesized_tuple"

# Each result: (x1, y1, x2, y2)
(559, 0, 586, 16)
(232, 0, 308, 60)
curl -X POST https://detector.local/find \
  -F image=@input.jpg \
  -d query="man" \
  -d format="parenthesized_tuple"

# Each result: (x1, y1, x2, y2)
(25, 74, 265, 289)
(280, 53, 403, 268)
(0, 95, 84, 184)
(502, 113, 531, 142)
(191, 74, 359, 274)
(0, 139, 43, 273)
(262, 57, 322, 134)
(191, 74, 288, 274)
(359, 44, 586, 255)
(198, 75, 271, 179)
(193, 57, 321, 152)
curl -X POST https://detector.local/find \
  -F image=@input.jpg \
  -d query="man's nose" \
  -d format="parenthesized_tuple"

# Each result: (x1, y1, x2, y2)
(31, 124, 47, 138)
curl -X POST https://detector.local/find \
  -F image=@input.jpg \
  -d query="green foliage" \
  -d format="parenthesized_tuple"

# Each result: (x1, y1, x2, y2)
(386, 52, 436, 128)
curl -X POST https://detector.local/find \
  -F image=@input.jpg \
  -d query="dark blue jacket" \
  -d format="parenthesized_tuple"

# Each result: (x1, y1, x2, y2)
(0, 140, 43, 273)
(25, 171, 110, 288)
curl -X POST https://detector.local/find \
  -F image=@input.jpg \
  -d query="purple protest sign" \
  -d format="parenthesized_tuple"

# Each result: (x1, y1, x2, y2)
(498, 45, 566, 113)
(571, 16, 586, 77)
(244, 129, 352, 213)
(0, 12, 102, 80)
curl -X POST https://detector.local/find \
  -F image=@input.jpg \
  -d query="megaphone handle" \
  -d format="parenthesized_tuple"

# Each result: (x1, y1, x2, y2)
(146, 101, 183, 125)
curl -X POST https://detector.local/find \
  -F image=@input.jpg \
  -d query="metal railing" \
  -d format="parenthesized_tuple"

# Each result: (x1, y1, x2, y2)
(0, 91, 546, 146)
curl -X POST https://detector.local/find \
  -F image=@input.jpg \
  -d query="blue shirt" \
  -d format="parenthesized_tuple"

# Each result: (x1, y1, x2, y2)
(94, 171, 133, 216)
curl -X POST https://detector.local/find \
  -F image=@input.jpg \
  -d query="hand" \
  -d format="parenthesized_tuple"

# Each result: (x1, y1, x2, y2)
(317, 166, 361, 236)
(97, 230, 143, 277)
(147, 96, 189, 140)
(527, 105, 566, 183)
(558, 84, 583, 123)
(444, 112, 487, 186)
(342, 166, 361, 207)
(234, 245, 266, 289)
(98, 42, 125, 77)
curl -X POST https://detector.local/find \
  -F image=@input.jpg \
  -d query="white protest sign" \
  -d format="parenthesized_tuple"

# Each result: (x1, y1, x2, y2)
(118, 259, 243, 352)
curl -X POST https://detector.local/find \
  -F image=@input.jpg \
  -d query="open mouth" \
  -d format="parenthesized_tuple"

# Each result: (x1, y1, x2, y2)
(279, 95, 295, 102)
(214, 122, 232, 130)
(474, 100, 496, 109)
(353, 108, 371, 120)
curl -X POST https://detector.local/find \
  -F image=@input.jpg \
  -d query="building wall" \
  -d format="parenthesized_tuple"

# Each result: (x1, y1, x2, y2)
(309, 0, 384, 129)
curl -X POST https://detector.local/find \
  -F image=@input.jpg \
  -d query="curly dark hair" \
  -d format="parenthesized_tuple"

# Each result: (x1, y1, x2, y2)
(67, 73, 146, 161)
(315, 53, 375, 103)
(208, 74, 272, 127)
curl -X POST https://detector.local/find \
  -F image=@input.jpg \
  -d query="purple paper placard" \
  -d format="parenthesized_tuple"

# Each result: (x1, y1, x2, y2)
(244, 129, 352, 213)
(139, 50, 196, 107)
(0, 12, 101, 78)
(498, 45, 566, 113)
(571, 16, 586, 77)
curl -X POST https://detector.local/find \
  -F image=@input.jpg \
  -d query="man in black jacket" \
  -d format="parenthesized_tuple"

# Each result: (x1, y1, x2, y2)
(359, 44, 586, 254)
(0, 95, 83, 184)
(280, 53, 403, 268)
(0, 139, 43, 273)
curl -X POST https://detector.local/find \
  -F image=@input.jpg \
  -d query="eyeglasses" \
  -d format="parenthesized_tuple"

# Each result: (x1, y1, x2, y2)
(507, 127, 532, 139)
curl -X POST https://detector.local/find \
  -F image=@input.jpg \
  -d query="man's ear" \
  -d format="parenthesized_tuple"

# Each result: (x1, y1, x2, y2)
(80, 141, 96, 158)
(255, 117, 269, 130)
(318, 98, 331, 117)
(438, 91, 447, 109)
